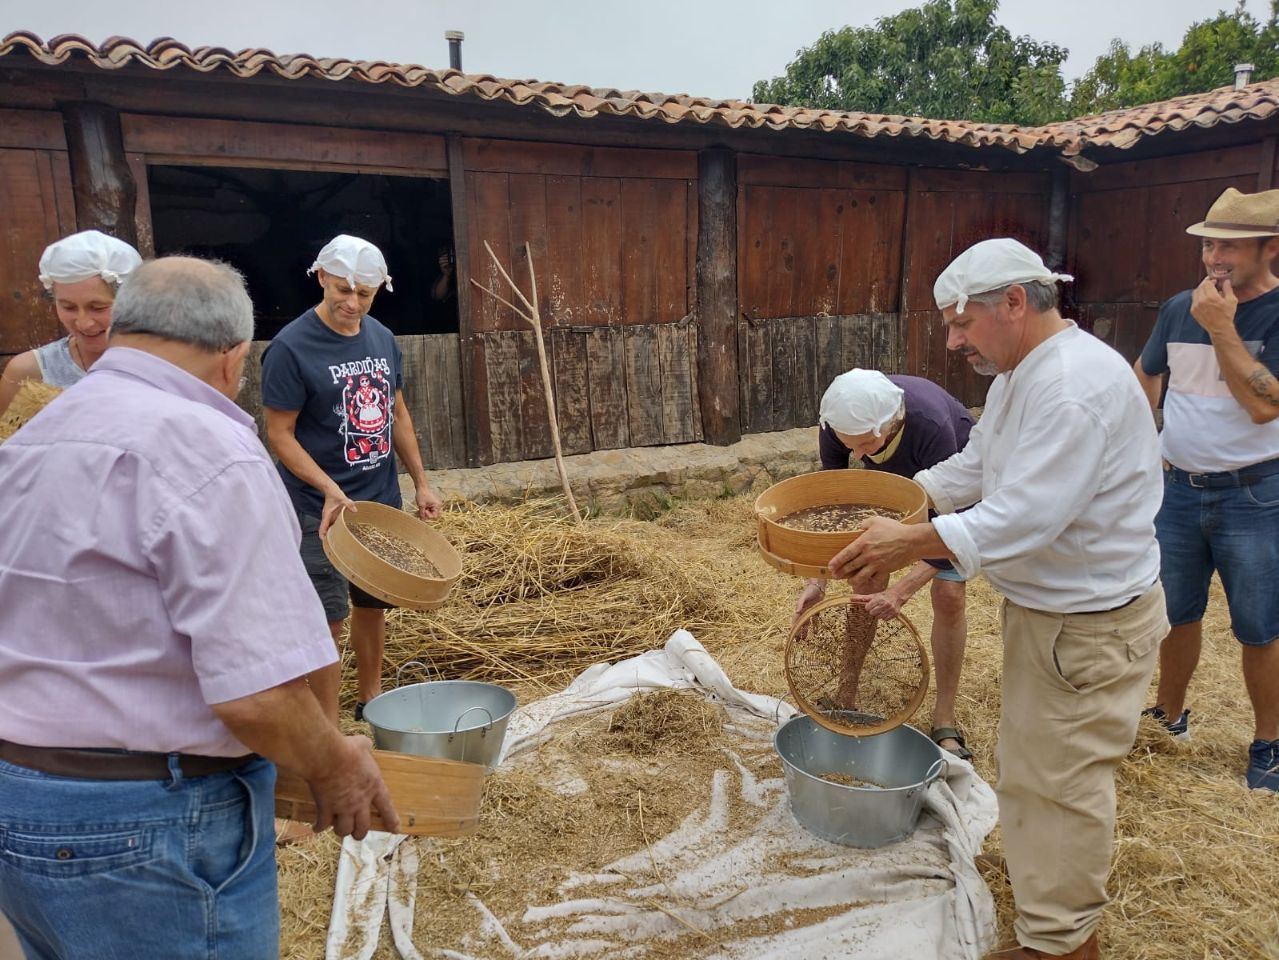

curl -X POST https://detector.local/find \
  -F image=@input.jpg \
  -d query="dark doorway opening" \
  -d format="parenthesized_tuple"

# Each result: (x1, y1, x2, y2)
(146, 165, 458, 340)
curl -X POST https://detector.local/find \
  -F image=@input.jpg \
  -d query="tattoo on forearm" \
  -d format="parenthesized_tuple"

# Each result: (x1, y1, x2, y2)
(1246, 367, 1279, 407)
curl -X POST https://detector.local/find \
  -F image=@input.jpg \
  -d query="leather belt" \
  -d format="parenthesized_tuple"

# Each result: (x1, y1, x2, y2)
(1080, 594, 1140, 615)
(1166, 456, 1279, 489)
(0, 740, 256, 781)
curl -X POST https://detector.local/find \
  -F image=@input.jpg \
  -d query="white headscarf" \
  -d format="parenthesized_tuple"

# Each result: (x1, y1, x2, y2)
(819, 369, 905, 438)
(933, 238, 1072, 314)
(38, 230, 142, 292)
(308, 235, 393, 292)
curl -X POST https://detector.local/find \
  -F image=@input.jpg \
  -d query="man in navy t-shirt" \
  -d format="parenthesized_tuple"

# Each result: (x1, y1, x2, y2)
(798, 369, 976, 760)
(1134, 187, 1279, 791)
(263, 235, 442, 723)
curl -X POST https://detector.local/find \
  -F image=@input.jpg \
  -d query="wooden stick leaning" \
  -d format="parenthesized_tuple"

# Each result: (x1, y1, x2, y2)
(470, 240, 583, 522)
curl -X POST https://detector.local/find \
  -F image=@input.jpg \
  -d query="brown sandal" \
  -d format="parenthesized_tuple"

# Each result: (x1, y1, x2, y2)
(931, 727, 974, 762)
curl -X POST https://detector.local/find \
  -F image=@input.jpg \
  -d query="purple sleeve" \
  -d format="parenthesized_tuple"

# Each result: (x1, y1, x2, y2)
(819, 425, 852, 470)
(915, 418, 963, 470)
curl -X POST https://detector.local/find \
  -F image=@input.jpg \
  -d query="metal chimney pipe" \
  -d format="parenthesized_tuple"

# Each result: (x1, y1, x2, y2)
(446, 31, 464, 71)
(1234, 62, 1255, 89)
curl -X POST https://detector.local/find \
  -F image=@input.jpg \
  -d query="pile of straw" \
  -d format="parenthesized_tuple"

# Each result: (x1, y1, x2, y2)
(0, 380, 62, 442)
(362, 500, 779, 696)
(282, 496, 1279, 960)
(605, 689, 726, 755)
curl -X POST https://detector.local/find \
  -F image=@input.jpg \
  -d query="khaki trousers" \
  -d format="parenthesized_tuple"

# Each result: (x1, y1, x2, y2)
(998, 584, 1167, 954)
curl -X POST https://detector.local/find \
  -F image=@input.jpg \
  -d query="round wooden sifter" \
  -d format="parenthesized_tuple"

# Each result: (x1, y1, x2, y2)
(785, 595, 930, 737)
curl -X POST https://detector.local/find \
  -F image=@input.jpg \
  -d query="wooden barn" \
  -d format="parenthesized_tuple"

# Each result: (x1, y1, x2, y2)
(1, 32, 1277, 467)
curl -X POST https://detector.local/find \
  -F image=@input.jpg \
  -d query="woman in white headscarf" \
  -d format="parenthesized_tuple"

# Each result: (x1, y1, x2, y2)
(0, 230, 143, 416)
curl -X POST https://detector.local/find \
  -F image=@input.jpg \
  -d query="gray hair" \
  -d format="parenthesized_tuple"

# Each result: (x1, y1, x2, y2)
(967, 279, 1059, 313)
(110, 257, 254, 351)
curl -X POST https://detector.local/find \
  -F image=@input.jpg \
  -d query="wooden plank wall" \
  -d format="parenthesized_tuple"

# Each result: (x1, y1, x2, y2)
(738, 314, 898, 434)
(0, 109, 79, 361)
(900, 169, 1052, 405)
(237, 333, 467, 470)
(463, 139, 699, 463)
(1069, 143, 1266, 362)
(736, 156, 908, 432)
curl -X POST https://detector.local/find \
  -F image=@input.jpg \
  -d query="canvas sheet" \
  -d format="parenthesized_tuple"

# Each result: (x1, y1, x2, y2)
(326, 630, 999, 959)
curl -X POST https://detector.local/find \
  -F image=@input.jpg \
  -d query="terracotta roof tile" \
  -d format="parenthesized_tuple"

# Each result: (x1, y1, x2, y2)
(2, 31, 1277, 158)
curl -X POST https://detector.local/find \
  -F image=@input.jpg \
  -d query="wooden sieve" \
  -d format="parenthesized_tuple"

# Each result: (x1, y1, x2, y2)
(785, 595, 930, 737)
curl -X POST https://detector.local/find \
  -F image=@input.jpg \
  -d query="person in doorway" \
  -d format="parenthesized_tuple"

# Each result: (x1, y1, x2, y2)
(794, 368, 976, 760)
(0, 257, 397, 960)
(0, 229, 142, 415)
(1133, 187, 1279, 792)
(430, 244, 456, 305)
(829, 239, 1168, 959)
(262, 235, 443, 724)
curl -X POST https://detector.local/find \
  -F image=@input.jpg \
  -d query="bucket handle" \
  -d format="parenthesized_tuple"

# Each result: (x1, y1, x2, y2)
(450, 705, 494, 741)
(772, 692, 795, 726)
(395, 659, 441, 688)
(924, 756, 949, 787)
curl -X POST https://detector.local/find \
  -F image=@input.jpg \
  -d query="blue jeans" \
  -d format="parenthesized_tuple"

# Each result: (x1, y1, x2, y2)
(0, 756, 278, 959)
(1156, 469, 1279, 646)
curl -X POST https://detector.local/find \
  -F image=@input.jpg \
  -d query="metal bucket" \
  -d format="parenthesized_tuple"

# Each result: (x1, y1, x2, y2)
(363, 662, 516, 770)
(774, 712, 947, 848)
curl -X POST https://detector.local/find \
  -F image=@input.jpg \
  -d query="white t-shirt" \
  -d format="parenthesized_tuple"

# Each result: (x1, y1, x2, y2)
(916, 323, 1162, 614)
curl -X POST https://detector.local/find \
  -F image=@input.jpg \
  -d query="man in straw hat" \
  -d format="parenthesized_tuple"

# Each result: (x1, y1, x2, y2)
(828, 238, 1169, 959)
(263, 235, 443, 725)
(798, 368, 976, 760)
(0, 257, 397, 959)
(1134, 187, 1279, 792)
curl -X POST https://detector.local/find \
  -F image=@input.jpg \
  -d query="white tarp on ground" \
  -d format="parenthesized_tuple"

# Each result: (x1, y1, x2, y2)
(326, 630, 999, 960)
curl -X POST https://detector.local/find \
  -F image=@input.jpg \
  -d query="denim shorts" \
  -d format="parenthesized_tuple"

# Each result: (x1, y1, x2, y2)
(0, 755, 277, 959)
(298, 513, 394, 622)
(1156, 469, 1279, 646)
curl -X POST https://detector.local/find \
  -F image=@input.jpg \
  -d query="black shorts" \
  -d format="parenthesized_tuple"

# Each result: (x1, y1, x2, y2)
(298, 513, 394, 622)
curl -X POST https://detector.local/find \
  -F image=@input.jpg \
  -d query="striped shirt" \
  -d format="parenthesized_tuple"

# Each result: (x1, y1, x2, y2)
(1140, 286, 1279, 473)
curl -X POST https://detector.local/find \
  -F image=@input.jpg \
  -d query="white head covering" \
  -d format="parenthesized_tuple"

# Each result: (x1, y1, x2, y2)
(933, 238, 1072, 314)
(307, 234, 393, 292)
(819, 369, 905, 438)
(38, 230, 142, 292)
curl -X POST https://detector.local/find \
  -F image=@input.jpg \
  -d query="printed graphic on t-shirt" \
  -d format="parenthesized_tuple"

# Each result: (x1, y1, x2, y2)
(329, 358, 394, 469)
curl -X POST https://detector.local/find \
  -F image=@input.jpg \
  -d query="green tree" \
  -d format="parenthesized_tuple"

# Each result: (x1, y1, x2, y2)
(750, 0, 1070, 125)
(1070, 1, 1279, 114)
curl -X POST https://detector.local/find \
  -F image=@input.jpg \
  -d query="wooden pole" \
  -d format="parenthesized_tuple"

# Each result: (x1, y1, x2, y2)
(694, 148, 741, 445)
(61, 101, 138, 246)
(470, 241, 582, 522)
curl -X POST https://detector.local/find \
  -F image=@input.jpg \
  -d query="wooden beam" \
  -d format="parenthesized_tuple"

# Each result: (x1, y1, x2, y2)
(448, 133, 482, 467)
(695, 148, 740, 445)
(120, 114, 448, 176)
(896, 168, 918, 375)
(1259, 136, 1277, 191)
(60, 101, 137, 245)
(1046, 166, 1070, 271)
(0, 108, 66, 150)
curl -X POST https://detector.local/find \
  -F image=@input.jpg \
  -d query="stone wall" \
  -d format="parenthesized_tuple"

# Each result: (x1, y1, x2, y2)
(403, 427, 824, 517)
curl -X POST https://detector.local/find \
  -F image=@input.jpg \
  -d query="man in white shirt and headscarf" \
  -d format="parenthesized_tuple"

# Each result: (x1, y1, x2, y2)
(829, 238, 1169, 960)
(262, 235, 443, 724)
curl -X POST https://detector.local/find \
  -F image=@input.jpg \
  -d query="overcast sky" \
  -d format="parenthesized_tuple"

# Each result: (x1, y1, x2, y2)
(0, 0, 1260, 102)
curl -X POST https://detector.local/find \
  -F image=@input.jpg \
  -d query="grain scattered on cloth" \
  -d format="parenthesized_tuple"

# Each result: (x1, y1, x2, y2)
(322, 636, 998, 960)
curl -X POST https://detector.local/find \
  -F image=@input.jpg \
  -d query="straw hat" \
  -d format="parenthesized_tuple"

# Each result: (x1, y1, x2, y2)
(1185, 187, 1279, 239)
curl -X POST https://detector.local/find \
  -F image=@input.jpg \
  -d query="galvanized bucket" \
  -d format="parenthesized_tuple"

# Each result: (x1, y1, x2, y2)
(774, 712, 947, 848)
(362, 662, 516, 770)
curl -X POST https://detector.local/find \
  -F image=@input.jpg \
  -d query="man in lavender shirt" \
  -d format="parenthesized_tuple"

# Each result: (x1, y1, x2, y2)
(0, 258, 398, 960)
